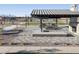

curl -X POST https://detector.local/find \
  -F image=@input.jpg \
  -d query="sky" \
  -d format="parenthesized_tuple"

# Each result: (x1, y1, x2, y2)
(0, 4, 78, 16)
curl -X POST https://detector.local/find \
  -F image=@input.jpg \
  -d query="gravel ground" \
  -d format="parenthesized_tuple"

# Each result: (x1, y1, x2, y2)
(1, 27, 79, 46)
(1, 27, 79, 53)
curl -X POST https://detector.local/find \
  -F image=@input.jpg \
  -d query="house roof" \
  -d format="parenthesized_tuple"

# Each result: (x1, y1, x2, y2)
(31, 9, 79, 18)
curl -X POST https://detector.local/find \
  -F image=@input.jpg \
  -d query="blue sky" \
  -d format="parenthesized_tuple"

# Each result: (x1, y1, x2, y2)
(0, 4, 78, 16)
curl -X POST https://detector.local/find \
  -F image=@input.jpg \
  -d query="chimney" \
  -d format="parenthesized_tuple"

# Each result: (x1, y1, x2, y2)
(70, 4, 78, 12)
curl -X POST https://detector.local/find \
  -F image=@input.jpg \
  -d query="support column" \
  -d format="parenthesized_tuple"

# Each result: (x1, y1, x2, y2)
(28, 17, 29, 26)
(66, 18, 68, 25)
(69, 17, 78, 34)
(40, 18, 43, 32)
(56, 18, 58, 25)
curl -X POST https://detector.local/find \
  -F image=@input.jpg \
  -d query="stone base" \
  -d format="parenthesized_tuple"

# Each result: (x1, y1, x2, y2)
(69, 26, 73, 33)
(69, 25, 79, 36)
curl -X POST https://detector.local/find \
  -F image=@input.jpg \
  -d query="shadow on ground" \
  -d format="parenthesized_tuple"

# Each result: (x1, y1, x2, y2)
(5, 48, 61, 54)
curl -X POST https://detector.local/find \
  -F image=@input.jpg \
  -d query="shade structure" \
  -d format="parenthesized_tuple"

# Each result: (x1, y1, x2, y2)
(31, 9, 79, 18)
(31, 9, 79, 32)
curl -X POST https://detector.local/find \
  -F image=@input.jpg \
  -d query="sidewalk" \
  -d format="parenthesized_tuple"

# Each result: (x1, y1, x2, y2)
(0, 46, 79, 53)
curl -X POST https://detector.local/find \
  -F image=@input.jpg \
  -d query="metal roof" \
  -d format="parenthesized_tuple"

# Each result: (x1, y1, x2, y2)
(31, 9, 79, 18)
